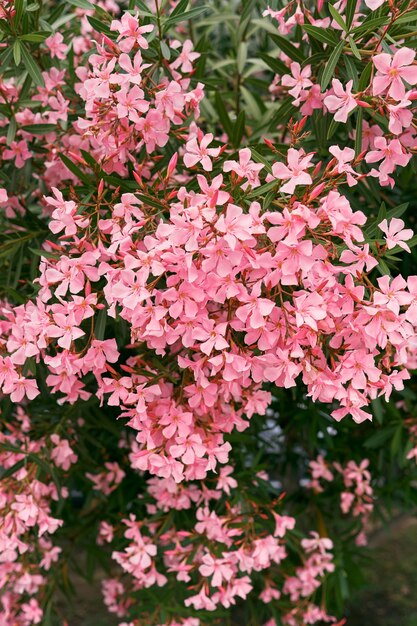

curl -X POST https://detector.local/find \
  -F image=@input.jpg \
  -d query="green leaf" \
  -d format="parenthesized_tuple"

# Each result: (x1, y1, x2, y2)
(7, 117, 17, 145)
(270, 33, 304, 62)
(20, 44, 44, 85)
(352, 16, 388, 37)
(22, 123, 56, 134)
(19, 32, 49, 42)
(344, 55, 359, 88)
(345, 0, 357, 29)
(164, 6, 210, 29)
(354, 107, 363, 157)
(14, 0, 24, 25)
(13, 39, 21, 66)
(67, 0, 94, 9)
(267, 97, 296, 130)
(392, 10, 417, 24)
(94, 309, 107, 341)
(87, 16, 112, 36)
(321, 40, 344, 90)
(0, 459, 26, 480)
(169, 0, 188, 18)
(160, 40, 171, 60)
(348, 35, 361, 59)
(259, 53, 287, 76)
(237, 42, 247, 74)
(248, 148, 272, 174)
(327, 118, 339, 140)
(59, 153, 91, 186)
(214, 92, 233, 138)
(328, 3, 347, 31)
(358, 61, 372, 91)
(232, 110, 246, 149)
(302, 24, 338, 47)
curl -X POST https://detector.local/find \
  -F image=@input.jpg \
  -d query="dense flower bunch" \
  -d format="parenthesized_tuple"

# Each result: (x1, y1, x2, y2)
(1, 0, 417, 624)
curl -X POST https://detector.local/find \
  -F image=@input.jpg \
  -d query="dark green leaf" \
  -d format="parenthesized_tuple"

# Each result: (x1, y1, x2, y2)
(232, 110, 246, 148)
(87, 16, 112, 36)
(7, 117, 17, 145)
(14, 0, 24, 25)
(302, 24, 338, 47)
(160, 40, 171, 60)
(95, 309, 107, 341)
(354, 107, 363, 157)
(164, 6, 210, 29)
(67, 0, 94, 9)
(328, 4, 347, 31)
(321, 40, 344, 90)
(13, 39, 21, 66)
(22, 123, 57, 134)
(214, 92, 233, 138)
(59, 153, 91, 185)
(19, 32, 49, 42)
(346, 0, 357, 29)
(20, 44, 44, 85)
(358, 61, 372, 91)
(169, 0, 188, 18)
(270, 33, 304, 62)
(259, 53, 288, 76)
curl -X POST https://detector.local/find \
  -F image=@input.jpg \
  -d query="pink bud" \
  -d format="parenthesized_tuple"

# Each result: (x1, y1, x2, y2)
(308, 182, 325, 201)
(312, 161, 322, 177)
(166, 153, 178, 179)
(132, 171, 143, 186)
(98, 178, 104, 196)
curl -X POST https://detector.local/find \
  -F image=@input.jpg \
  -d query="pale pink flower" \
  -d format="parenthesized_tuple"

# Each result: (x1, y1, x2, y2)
(183, 132, 220, 171)
(282, 62, 312, 98)
(379, 217, 413, 252)
(170, 40, 200, 73)
(267, 149, 314, 194)
(372, 47, 417, 100)
(110, 13, 154, 52)
(324, 79, 357, 123)
(3, 140, 31, 168)
(45, 33, 68, 60)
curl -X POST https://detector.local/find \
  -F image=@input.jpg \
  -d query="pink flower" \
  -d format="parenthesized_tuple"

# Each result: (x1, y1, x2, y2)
(47, 312, 85, 349)
(110, 12, 154, 53)
(387, 100, 413, 135)
(116, 85, 149, 120)
(45, 33, 68, 60)
(50, 434, 78, 470)
(183, 132, 220, 171)
(3, 140, 31, 168)
(324, 79, 357, 123)
(365, 0, 385, 8)
(215, 203, 253, 249)
(365, 136, 411, 174)
(293, 291, 327, 331)
(21, 599, 43, 625)
(135, 109, 170, 152)
(379, 217, 413, 252)
(328, 146, 358, 186)
(236, 284, 275, 329)
(282, 62, 313, 98)
(267, 149, 314, 194)
(223, 148, 264, 189)
(171, 40, 200, 73)
(199, 552, 234, 587)
(372, 47, 417, 100)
